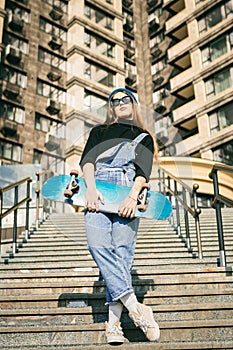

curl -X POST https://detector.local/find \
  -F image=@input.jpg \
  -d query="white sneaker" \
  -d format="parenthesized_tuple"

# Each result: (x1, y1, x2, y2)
(105, 321, 125, 345)
(129, 302, 160, 341)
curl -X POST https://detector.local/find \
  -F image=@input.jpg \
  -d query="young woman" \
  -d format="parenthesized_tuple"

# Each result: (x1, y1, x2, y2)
(80, 87, 160, 345)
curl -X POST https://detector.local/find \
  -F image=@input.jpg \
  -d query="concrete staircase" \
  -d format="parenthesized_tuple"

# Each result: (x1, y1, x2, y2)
(0, 208, 233, 349)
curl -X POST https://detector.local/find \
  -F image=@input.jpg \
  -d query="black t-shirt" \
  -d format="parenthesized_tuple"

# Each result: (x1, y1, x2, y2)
(79, 122, 154, 182)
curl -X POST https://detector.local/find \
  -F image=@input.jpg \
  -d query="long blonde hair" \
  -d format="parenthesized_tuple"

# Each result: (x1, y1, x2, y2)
(105, 93, 158, 159)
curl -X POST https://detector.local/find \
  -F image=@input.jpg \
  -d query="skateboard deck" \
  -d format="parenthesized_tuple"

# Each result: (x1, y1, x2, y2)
(42, 174, 172, 220)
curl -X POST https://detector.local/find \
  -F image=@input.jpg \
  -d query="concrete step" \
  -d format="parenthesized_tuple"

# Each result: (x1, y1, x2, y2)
(1, 341, 233, 350)
(1, 287, 233, 309)
(0, 319, 232, 347)
(0, 302, 232, 328)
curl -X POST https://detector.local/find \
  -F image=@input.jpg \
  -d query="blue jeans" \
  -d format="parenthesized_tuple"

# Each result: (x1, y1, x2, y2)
(84, 167, 139, 304)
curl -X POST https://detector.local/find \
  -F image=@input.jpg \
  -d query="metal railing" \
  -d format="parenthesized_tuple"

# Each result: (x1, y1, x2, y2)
(0, 177, 32, 258)
(154, 166, 203, 260)
(209, 163, 233, 267)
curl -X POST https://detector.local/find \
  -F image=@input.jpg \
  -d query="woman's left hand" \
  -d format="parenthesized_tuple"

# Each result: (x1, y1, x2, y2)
(118, 195, 137, 218)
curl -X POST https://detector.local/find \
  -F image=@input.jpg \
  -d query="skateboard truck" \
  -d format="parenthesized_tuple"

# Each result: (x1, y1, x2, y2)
(137, 183, 150, 212)
(64, 169, 79, 198)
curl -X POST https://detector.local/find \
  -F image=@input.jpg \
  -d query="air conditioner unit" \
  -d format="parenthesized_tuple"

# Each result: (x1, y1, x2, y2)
(47, 68, 62, 82)
(157, 128, 168, 144)
(1, 120, 18, 137)
(5, 45, 22, 64)
(46, 99, 60, 115)
(3, 83, 21, 100)
(8, 13, 24, 31)
(48, 36, 63, 50)
(148, 14, 159, 32)
(49, 6, 63, 21)
(45, 134, 60, 151)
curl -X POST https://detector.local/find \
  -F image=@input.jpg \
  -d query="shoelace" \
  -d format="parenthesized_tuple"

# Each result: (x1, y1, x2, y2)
(131, 315, 150, 334)
(108, 324, 123, 335)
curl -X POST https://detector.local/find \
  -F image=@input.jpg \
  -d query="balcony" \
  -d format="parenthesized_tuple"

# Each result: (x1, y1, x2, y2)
(5, 45, 22, 65)
(46, 99, 60, 115)
(48, 36, 63, 50)
(1, 120, 18, 137)
(164, 0, 186, 16)
(50, 6, 63, 21)
(8, 13, 24, 32)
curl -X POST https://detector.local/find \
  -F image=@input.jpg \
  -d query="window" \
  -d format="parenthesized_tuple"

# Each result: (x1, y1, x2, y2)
(0, 102, 25, 124)
(201, 31, 233, 66)
(38, 48, 66, 71)
(37, 80, 66, 104)
(3, 67, 27, 88)
(205, 67, 233, 98)
(198, 1, 233, 34)
(0, 140, 22, 162)
(84, 90, 107, 118)
(7, 34, 28, 55)
(84, 60, 115, 87)
(151, 57, 167, 75)
(34, 149, 64, 173)
(195, 0, 207, 5)
(213, 140, 233, 165)
(42, 0, 68, 13)
(39, 17, 67, 41)
(149, 32, 164, 48)
(84, 4, 113, 31)
(84, 31, 114, 58)
(209, 102, 233, 134)
(35, 113, 64, 135)
(7, 6, 30, 23)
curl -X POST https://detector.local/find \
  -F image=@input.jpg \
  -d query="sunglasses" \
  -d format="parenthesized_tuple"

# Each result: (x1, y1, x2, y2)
(110, 95, 132, 107)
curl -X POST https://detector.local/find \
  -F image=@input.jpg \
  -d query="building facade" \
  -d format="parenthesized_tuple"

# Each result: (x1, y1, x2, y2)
(0, 0, 232, 174)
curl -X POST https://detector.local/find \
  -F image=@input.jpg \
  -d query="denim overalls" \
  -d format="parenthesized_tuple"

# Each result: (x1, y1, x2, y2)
(84, 133, 148, 304)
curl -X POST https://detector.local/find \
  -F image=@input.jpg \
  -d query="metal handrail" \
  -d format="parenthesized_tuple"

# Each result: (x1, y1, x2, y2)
(152, 165, 203, 259)
(209, 163, 233, 267)
(0, 177, 32, 258)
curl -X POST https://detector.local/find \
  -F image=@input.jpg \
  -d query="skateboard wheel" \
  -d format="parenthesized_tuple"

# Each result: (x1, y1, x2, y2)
(64, 189, 73, 198)
(70, 169, 79, 176)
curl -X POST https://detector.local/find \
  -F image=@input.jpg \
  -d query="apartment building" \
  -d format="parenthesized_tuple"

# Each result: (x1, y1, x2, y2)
(163, 0, 233, 164)
(0, 0, 68, 174)
(0, 0, 232, 174)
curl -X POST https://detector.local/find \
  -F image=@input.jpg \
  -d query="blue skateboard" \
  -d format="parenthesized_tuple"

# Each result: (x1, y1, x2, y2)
(42, 170, 172, 220)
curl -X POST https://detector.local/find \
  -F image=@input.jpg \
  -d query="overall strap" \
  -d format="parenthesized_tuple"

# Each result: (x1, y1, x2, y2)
(130, 132, 149, 147)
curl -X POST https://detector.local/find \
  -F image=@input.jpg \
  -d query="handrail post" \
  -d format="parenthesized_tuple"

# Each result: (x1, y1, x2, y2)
(0, 190, 3, 258)
(158, 168, 161, 192)
(35, 172, 40, 230)
(211, 170, 226, 267)
(174, 181, 181, 237)
(192, 184, 203, 259)
(12, 185, 19, 257)
(182, 187, 191, 252)
(24, 179, 32, 242)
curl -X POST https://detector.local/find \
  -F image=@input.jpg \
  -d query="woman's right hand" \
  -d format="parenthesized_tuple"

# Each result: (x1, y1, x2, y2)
(85, 187, 104, 212)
